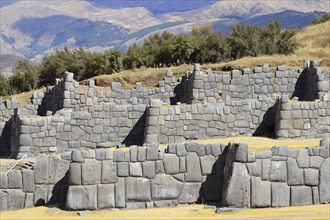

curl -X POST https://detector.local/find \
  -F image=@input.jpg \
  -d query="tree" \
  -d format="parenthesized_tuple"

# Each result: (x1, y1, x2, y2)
(0, 75, 9, 96)
(10, 60, 41, 93)
(165, 34, 195, 65)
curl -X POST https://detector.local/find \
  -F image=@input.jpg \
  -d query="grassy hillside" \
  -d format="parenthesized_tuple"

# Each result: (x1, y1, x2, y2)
(83, 20, 330, 88)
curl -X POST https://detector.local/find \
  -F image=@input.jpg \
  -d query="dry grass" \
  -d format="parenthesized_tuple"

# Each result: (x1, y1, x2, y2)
(0, 204, 329, 220)
(158, 136, 329, 153)
(2, 88, 46, 107)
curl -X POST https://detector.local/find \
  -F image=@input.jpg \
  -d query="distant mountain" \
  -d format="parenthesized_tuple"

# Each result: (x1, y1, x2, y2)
(0, 54, 24, 77)
(87, 0, 217, 14)
(0, 0, 329, 62)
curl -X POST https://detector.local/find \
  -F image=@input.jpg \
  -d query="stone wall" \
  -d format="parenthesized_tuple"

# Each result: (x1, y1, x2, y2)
(0, 156, 70, 211)
(17, 103, 147, 157)
(276, 95, 330, 138)
(223, 139, 330, 208)
(144, 98, 279, 144)
(1, 139, 329, 212)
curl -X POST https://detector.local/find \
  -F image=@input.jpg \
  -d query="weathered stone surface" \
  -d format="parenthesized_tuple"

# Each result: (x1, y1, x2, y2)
(291, 186, 313, 206)
(163, 154, 180, 174)
(319, 158, 330, 203)
(176, 143, 188, 157)
(0, 190, 8, 211)
(304, 169, 319, 186)
(129, 163, 143, 177)
(72, 149, 84, 163)
(19, 134, 32, 145)
(222, 162, 250, 208)
(117, 162, 129, 177)
(269, 161, 287, 182)
(296, 149, 309, 168)
(137, 147, 146, 162)
(101, 160, 118, 184)
(97, 184, 115, 209)
(66, 185, 97, 210)
(7, 189, 25, 210)
(312, 187, 320, 204)
(126, 177, 151, 201)
(113, 150, 125, 162)
(185, 153, 202, 182)
(151, 174, 183, 200)
(81, 159, 101, 185)
(287, 158, 304, 185)
(69, 163, 81, 185)
(153, 200, 178, 208)
(142, 161, 156, 179)
(309, 156, 323, 168)
(146, 145, 159, 160)
(236, 144, 248, 162)
(0, 172, 8, 189)
(115, 178, 125, 208)
(200, 155, 216, 175)
(251, 177, 271, 207)
(271, 182, 290, 207)
(34, 185, 48, 205)
(34, 156, 70, 184)
(261, 159, 271, 181)
(246, 159, 261, 177)
(126, 202, 146, 210)
(178, 183, 201, 204)
(22, 170, 34, 192)
(24, 193, 34, 208)
(8, 170, 22, 189)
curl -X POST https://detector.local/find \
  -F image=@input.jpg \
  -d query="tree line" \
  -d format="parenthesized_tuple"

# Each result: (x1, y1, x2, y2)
(0, 20, 298, 96)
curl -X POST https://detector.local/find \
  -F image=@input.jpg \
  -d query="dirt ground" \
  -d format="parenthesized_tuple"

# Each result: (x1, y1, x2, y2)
(0, 204, 329, 220)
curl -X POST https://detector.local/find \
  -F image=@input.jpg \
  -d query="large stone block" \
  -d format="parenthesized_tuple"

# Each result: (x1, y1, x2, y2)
(19, 134, 32, 146)
(296, 149, 309, 168)
(185, 153, 202, 182)
(117, 162, 129, 177)
(251, 177, 271, 207)
(81, 159, 101, 185)
(304, 169, 319, 186)
(69, 163, 81, 185)
(309, 156, 323, 168)
(319, 158, 330, 203)
(287, 158, 304, 185)
(7, 189, 25, 210)
(236, 144, 248, 162)
(269, 161, 287, 182)
(261, 159, 271, 181)
(146, 145, 159, 161)
(24, 193, 34, 208)
(126, 177, 151, 201)
(178, 183, 201, 204)
(142, 161, 156, 179)
(151, 174, 183, 200)
(163, 154, 180, 174)
(0, 190, 8, 211)
(22, 170, 34, 192)
(66, 185, 97, 210)
(271, 182, 290, 207)
(113, 150, 125, 162)
(101, 160, 118, 184)
(34, 156, 70, 184)
(200, 155, 216, 175)
(291, 186, 313, 206)
(72, 149, 84, 163)
(129, 163, 143, 177)
(0, 172, 7, 188)
(115, 178, 125, 208)
(8, 170, 22, 189)
(176, 143, 188, 157)
(246, 159, 261, 177)
(97, 184, 115, 209)
(34, 185, 48, 205)
(222, 162, 250, 208)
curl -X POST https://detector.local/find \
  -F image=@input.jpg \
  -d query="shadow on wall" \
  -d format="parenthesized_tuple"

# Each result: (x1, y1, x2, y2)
(37, 86, 64, 116)
(0, 109, 19, 158)
(121, 110, 147, 146)
(199, 152, 226, 205)
(253, 99, 281, 138)
(35, 172, 69, 207)
(291, 65, 319, 101)
(170, 76, 187, 105)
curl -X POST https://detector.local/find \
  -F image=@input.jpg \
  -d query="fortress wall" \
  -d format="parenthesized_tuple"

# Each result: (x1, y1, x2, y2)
(276, 95, 330, 138)
(0, 139, 329, 212)
(144, 97, 279, 144)
(0, 156, 70, 211)
(16, 104, 147, 157)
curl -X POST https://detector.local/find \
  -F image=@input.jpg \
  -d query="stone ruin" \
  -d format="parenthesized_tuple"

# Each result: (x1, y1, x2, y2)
(0, 61, 329, 211)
